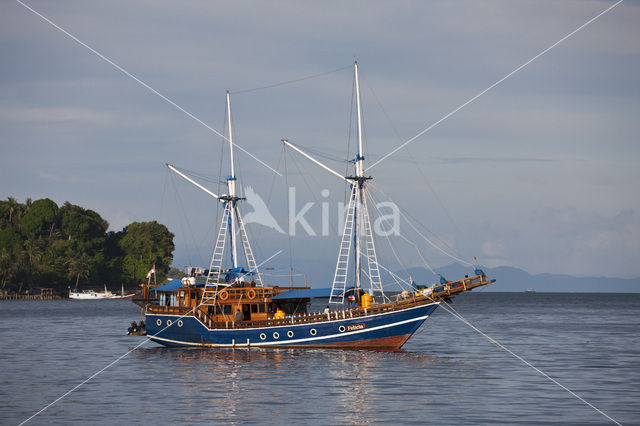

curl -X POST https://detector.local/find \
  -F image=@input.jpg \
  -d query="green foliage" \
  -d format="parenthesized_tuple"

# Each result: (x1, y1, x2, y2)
(0, 197, 175, 294)
(20, 198, 59, 237)
(119, 221, 175, 285)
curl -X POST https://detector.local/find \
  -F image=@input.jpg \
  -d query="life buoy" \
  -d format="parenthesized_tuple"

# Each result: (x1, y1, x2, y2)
(218, 290, 229, 301)
(247, 289, 256, 300)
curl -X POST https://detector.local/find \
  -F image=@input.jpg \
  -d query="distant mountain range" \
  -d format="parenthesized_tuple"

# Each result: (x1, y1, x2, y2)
(405, 263, 640, 293)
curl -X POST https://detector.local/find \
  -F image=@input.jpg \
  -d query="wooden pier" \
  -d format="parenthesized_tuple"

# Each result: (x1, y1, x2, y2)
(0, 288, 60, 300)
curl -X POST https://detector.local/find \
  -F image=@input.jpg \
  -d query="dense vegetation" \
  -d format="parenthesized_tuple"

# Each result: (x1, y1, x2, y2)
(0, 197, 174, 295)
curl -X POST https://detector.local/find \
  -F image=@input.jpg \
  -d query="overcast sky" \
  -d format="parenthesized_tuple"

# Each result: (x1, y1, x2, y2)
(1, 0, 639, 282)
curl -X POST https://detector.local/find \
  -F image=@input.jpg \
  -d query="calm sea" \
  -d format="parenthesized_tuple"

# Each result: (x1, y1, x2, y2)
(1, 293, 638, 425)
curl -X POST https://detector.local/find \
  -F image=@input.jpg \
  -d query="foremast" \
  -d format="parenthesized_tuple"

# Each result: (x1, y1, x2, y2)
(167, 91, 262, 308)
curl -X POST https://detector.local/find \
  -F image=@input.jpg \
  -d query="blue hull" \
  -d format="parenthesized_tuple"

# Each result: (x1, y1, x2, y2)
(145, 302, 439, 349)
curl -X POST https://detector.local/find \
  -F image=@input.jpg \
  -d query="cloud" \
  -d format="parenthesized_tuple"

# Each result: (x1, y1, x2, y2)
(0, 106, 112, 124)
(482, 239, 506, 257)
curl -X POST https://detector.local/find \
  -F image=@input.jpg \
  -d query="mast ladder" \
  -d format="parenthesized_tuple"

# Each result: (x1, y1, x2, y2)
(202, 201, 231, 306)
(330, 185, 357, 304)
(236, 207, 263, 286)
(362, 194, 384, 299)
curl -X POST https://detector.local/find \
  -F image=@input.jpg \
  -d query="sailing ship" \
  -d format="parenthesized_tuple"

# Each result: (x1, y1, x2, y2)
(133, 63, 494, 349)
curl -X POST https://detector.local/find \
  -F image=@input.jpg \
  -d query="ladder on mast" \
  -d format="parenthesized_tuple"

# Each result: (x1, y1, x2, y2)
(330, 185, 357, 304)
(362, 194, 384, 298)
(202, 201, 231, 306)
(236, 208, 263, 286)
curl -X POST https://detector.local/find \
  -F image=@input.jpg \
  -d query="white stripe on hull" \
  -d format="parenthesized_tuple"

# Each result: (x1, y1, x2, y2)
(147, 313, 432, 348)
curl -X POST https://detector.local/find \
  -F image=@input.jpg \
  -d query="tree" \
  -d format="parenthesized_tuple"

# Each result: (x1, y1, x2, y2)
(20, 198, 59, 237)
(0, 197, 175, 293)
(0, 227, 24, 292)
(0, 197, 26, 230)
(67, 251, 91, 290)
(119, 221, 175, 284)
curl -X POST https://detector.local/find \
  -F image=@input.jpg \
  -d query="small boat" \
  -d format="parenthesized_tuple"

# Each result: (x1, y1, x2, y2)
(524, 289, 536, 294)
(69, 285, 116, 300)
(133, 63, 494, 349)
(109, 284, 136, 300)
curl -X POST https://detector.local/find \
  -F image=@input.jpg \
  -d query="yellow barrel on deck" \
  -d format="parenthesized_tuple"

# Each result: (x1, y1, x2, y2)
(361, 293, 372, 309)
(274, 309, 285, 319)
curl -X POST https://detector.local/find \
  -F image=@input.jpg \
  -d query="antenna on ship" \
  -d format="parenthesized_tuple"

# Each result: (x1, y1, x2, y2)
(166, 92, 263, 307)
(283, 61, 384, 305)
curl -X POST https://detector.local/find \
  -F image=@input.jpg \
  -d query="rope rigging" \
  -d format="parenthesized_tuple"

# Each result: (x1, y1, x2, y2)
(369, 182, 474, 267)
(230, 64, 352, 95)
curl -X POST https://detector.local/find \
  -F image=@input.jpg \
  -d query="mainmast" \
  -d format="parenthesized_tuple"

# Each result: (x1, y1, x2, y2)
(353, 61, 364, 291)
(226, 91, 238, 268)
(283, 61, 383, 305)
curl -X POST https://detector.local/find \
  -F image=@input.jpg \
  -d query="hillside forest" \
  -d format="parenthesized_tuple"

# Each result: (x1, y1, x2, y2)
(0, 197, 174, 295)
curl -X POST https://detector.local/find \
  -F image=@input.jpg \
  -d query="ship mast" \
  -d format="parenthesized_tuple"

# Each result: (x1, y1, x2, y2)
(167, 92, 263, 305)
(226, 91, 238, 268)
(354, 61, 364, 291)
(283, 61, 384, 305)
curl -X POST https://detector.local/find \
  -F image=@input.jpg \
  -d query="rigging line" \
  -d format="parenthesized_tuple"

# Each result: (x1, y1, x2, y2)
(370, 178, 469, 263)
(345, 73, 356, 205)
(253, 145, 286, 245)
(365, 190, 410, 281)
(359, 250, 412, 293)
(357, 257, 401, 300)
(292, 145, 349, 164)
(368, 0, 624, 171)
(369, 186, 437, 275)
(230, 64, 352, 94)
(372, 184, 473, 266)
(283, 149, 294, 271)
(370, 182, 472, 266)
(15, 0, 282, 177)
(363, 74, 465, 241)
(376, 180, 470, 264)
(173, 167, 222, 185)
(174, 173, 210, 266)
(169, 173, 196, 265)
(289, 146, 340, 237)
(21, 248, 284, 425)
(435, 302, 622, 426)
(212, 108, 227, 261)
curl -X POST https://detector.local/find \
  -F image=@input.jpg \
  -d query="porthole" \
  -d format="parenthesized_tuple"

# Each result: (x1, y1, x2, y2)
(310, 328, 317, 336)
(259, 333, 266, 340)
(156, 319, 162, 326)
(287, 331, 294, 338)
(166, 320, 172, 326)
(339, 325, 346, 333)
(177, 320, 183, 327)
(273, 332, 280, 339)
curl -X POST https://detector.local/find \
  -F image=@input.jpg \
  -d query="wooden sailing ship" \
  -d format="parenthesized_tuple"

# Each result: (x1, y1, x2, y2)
(133, 63, 493, 349)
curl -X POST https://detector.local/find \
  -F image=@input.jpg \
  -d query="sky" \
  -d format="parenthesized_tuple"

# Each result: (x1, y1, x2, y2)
(1, 0, 639, 284)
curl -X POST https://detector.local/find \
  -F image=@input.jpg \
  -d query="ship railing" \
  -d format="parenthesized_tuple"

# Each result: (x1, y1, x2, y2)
(147, 276, 492, 329)
(199, 296, 441, 329)
(394, 274, 491, 302)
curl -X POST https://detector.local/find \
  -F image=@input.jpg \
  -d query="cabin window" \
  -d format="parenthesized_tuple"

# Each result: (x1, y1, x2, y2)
(258, 304, 265, 313)
(251, 304, 258, 313)
(215, 305, 223, 315)
(223, 305, 232, 315)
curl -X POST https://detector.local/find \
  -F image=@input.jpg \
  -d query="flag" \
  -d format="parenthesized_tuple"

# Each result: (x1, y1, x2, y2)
(146, 265, 155, 278)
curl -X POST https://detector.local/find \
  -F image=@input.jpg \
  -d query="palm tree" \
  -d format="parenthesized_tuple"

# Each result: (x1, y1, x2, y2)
(67, 253, 90, 290)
